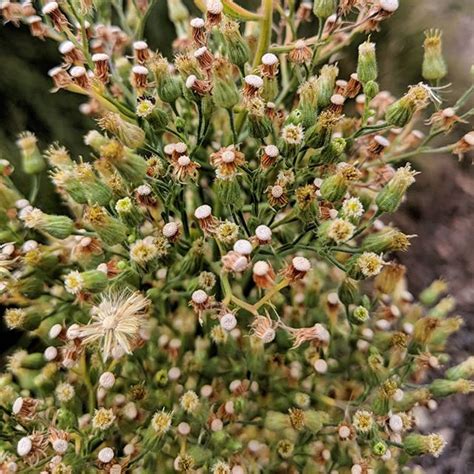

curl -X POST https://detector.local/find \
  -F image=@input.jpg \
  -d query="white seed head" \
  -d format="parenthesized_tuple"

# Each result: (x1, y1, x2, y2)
(262, 53, 278, 65)
(194, 46, 208, 58)
(99, 372, 116, 389)
(190, 17, 205, 28)
(271, 185, 284, 198)
(379, 0, 399, 12)
(12, 397, 24, 415)
(177, 155, 191, 166)
(164, 143, 176, 155)
(59, 41, 75, 54)
(52, 439, 68, 454)
(393, 388, 404, 402)
(42, 2, 59, 14)
(192, 289, 208, 304)
(70, 66, 87, 78)
(253, 260, 270, 276)
(463, 131, 474, 146)
(206, 0, 223, 14)
(49, 323, 63, 339)
(220, 313, 237, 331)
(44, 346, 58, 361)
(331, 93, 346, 105)
(314, 359, 328, 374)
(442, 107, 455, 118)
(221, 150, 235, 163)
(233, 239, 252, 255)
(389, 414, 403, 432)
(98, 447, 114, 463)
(168, 367, 181, 381)
(211, 418, 223, 431)
(233, 255, 248, 273)
(327, 292, 340, 305)
(255, 225, 272, 241)
(92, 53, 109, 62)
(194, 204, 212, 219)
(177, 421, 191, 435)
(264, 144, 279, 157)
(163, 222, 179, 238)
(292, 256, 311, 272)
(175, 142, 187, 154)
(17, 437, 32, 457)
(338, 424, 352, 439)
(374, 135, 390, 147)
(185, 75, 197, 89)
(133, 40, 148, 50)
(132, 65, 148, 75)
(244, 74, 263, 89)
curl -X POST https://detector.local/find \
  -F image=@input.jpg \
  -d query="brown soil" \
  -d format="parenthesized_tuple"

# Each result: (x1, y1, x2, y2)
(393, 156, 474, 473)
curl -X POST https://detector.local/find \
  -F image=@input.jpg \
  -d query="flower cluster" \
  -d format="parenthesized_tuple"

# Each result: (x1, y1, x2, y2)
(0, 0, 473, 473)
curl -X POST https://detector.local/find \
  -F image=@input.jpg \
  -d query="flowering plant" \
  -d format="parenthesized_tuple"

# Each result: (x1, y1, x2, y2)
(0, 0, 473, 473)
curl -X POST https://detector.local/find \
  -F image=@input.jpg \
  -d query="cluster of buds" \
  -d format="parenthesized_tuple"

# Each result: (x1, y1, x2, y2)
(0, 0, 472, 472)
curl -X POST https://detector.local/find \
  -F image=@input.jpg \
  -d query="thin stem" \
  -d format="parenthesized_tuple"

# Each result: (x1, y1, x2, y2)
(252, 0, 274, 68)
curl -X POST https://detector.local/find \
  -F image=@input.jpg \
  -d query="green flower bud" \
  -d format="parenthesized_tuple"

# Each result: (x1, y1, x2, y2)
(313, 0, 335, 20)
(16, 275, 44, 298)
(376, 164, 418, 213)
(320, 173, 348, 202)
(305, 110, 339, 148)
(419, 279, 447, 306)
(213, 76, 240, 110)
(393, 388, 430, 412)
(350, 305, 369, 325)
(363, 80, 379, 100)
(221, 20, 250, 68)
(305, 410, 329, 433)
(4, 308, 42, 331)
(16, 132, 46, 175)
(445, 357, 474, 381)
(403, 433, 446, 458)
(137, 99, 169, 132)
(56, 408, 77, 430)
(167, 0, 189, 24)
(422, 29, 447, 81)
(265, 411, 290, 431)
(262, 77, 278, 102)
(98, 112, 145, 149)
(385, 86, 429, 127)
(314, 137, 346, 165)
(84, 205, 128, 246)
(21, 353, 46, 370)
(361, 227, 412, 253)
(429, 378, 474, 398)
(316, 65, 338, 108)
(357, 41, 378, 83)
(338, 278, 360, 306)
(248, 99, 273, 139)
(215, 178, 243, 208)
(372, 441, 388, 456)
(115, 197, 143, 227)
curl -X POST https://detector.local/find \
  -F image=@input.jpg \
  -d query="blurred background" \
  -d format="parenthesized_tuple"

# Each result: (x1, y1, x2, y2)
(0, 1, 473, 471)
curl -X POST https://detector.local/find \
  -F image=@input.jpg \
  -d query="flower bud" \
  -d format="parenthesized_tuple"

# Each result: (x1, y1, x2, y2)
(403, 433, 446, 458)
(357, 41, 377, 84)
(314, 137, 346, 165)
(349, 305, 370, 325)
(422, 29, 447, 81)
(419, 279, 448, 306)
(20, 207, 74, 239)
(316, 65, 338, 108)
(338, 278, 359, 306)
(64, 269, 108, 295)
(319, 173, 348, 202)
(16, 132, 45, 175)
(221, 20, 250, 68)
(98, 113, 145, 149)
(376, 164, 418, 213)
(445, 357, 474, 381)
(84, 205, 128, 246)
(429, 378, 474, 397)
(362, 227, 412, 253)
(313, 0, 335, 20)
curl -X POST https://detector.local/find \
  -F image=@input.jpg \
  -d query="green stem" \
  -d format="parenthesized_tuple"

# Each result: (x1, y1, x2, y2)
(252, 0, 274, 68)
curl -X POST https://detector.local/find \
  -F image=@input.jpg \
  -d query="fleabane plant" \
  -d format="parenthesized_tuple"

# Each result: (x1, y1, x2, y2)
(0, 0, 473, 473)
